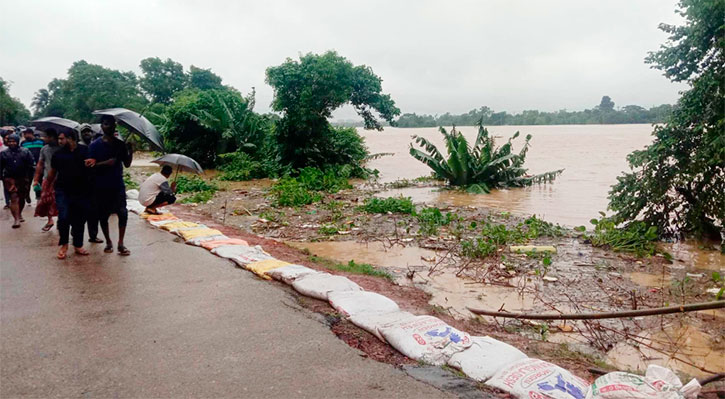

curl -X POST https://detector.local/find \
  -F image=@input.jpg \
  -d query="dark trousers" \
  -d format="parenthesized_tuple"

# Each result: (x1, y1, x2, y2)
(87, 202, 99, 240)
(55, 189, 88, 248)
(94, 188, 128, 231)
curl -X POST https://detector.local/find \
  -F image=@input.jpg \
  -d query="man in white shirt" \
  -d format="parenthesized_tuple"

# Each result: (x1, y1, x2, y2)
(138, 165, 176, 214)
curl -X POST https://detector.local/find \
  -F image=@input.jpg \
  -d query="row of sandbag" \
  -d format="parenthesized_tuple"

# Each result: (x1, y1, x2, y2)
(125, 195, 701, 399)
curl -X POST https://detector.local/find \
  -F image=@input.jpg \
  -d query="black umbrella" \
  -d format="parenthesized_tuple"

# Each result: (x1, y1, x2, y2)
(151, 154, 204, 178)
(30, 117, 80, 135)
(92, 108, 164, 152)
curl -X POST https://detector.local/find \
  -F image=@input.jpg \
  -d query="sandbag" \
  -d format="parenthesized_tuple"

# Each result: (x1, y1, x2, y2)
(179, 227, 223, 241)
(266, 265, 318, 285)
(126, 189, 139, 200)
(245, 259, 291, 280)
(149, 218, 181, 227)
(211, 244, 265, 259)
(486, 358, 588, 399)
(585, 365, 700, 399)
(379, 315, 472, 365)
(160, 221, 200, 232)
(447, 336, 528, 382)
(186, 235, 228, 246)
(348, 310, 416, 342)
(229, 250, 273, 266)
(145, 213, 177, 221)
(291, 273, 363, 300)
(126, 200, 146, 214)
(173, 224, 208, 236)
(200, 238, 249, 250)
(328, 291, 400, 318)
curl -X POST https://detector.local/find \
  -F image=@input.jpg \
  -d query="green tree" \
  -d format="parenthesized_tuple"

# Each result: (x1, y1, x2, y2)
(597, 95, 615, 112)
(265, 51, 400, 169)
(188, 65, 223, 90)
(0, 78, 31, 125)
(139, 57, 187, 104)
(609, 0, 724, 238)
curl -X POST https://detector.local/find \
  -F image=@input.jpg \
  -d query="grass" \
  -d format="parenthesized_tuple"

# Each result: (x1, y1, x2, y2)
(175, 175, 218, 194)
(361, 197, 415, 214)
(179, 190, 214, 204)
(308, 255, 394, 281)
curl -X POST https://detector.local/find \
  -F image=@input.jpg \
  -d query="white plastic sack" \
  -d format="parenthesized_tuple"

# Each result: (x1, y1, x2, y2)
(291, 273, 363, 300)
(149, 218, 181, 227)
(230, 250, 274, 267)
(266, 265, 319, 285)
(186, 235, 228, 246)
(126, 200, 146, 214)
(379, 315, 472, 366)
(447, 336, 528, 382)
(126, 189, 139, 200)
(328, 291, 400, 317)
(486, 358, 588, 399)
(585, 365, 700, 399)
(348, 310, 416, 342)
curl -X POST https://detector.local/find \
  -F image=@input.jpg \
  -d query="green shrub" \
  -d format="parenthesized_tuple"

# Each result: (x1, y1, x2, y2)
(180, 190, 214, 204)
(417, 207, 455, 235)
(175, 175, 218, 194)
(584, 213, 658, 256)
(270, 177, 322, 207)
(269, 167, 351, 207)
(123, 171, 139, 190)
(362, 197, 415, 214)
(521, 215, 564, 238)
(217, 152, 264, 181)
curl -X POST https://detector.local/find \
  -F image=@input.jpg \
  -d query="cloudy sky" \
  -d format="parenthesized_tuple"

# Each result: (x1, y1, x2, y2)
(1, 0, 686, 119)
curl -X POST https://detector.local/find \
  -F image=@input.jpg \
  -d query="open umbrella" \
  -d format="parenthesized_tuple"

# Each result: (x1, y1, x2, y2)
(92, 108, 164, 152)
(31, 117, 80, 135)
(151, 153, 204, 176)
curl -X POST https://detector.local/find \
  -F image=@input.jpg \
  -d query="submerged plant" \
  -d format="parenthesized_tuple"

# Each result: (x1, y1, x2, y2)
(409, 120, 562, 192)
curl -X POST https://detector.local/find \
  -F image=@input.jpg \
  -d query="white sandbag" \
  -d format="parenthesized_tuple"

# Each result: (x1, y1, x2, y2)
(126, 189, 139, 200)
(126, 200, 146, 214)
(447, 336, 528, 382)
(212, 244, 268, 260)
(348, 310, 416, 342)
(149, 218, 181, 227)
(328, 291, 400, 317)
(379, 315, 472, 366)
(266, 265, 319, 284)
(173, 224, 208, 236)
(186, 235, 228, 246)
(291, 273, 363, 300)
(229, 250, 274, 266)
(585, 364, 700, 399)
(486, 358, 588, 399)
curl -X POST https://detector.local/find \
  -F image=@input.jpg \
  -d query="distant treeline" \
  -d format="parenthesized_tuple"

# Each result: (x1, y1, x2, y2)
(395, 96, 674, 127)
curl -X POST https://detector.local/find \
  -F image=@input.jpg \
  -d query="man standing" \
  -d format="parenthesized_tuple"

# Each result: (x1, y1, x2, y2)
(21, 128, 45, 201)
(78, 124, 102, 243)
(33, 129, 61, 231)
(0, 134, 35, 228)
(87, 115, 133, 255)
(138, 165, 177, 214)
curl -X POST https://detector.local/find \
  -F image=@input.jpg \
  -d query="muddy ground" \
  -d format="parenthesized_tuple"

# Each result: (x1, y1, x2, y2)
(128, 163, 724, 395)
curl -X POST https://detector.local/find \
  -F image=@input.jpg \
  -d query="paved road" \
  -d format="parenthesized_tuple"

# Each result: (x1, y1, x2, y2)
(1, 209, 449, 398)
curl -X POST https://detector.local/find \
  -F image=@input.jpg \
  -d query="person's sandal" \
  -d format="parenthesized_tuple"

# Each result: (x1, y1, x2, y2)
(42, 223, 54, 232)
(88, 238, 104, 243)
(118, 246, 131, 256)
(74, 248, 90, 256)
(57, 247, 68, 260)
(12, 223, 20, 229)
(104, 245, 114, 253)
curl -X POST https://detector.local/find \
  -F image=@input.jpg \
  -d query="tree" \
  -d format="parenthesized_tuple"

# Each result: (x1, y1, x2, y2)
(609, 0, 724, 238)
(265, 51, 400, 169)
(31, 88, 50, 116)
(597, 96, 615, 112)
(0, 78, 31, 125)
(188, 66, 223, 90)
(139, 57, 187, 104)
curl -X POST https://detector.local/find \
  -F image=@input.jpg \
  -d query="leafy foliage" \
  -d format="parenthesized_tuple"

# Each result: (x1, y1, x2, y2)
(609, 0, 724, 238)
(270, 167, 351, 207)
(416, 207, 456, 235)
(174, 175, 218, 193)
(179, 190, 215, 204)
(583, 213, 658, 256)
(188, 66, 223, 90)
(361, 197, 415, 214)
(410, 121, 562, 192)
(123, 171, 139, 190)
(266, 51, 400, 169)
(0, 78, 31, 125)
(139, 57, 187, 104)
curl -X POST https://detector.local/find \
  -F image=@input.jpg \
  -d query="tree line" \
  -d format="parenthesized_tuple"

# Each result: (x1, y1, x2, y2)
(395, 96, 674, 127)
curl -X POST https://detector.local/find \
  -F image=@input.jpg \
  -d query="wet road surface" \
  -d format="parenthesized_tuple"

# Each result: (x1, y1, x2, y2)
(0, 210, 449, 398)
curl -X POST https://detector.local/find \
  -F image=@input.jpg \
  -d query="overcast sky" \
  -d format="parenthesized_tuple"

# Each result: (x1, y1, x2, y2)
(1, 0, 686, 119)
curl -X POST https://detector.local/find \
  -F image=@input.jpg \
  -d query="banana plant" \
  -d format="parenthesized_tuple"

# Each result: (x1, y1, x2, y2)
(409, 120, 562, 193)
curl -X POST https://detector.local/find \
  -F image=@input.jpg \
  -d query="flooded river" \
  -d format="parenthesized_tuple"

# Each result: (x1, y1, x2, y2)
(362, 124, 653, 227)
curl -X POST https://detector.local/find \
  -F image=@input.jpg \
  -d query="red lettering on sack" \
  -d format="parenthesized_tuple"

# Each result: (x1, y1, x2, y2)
(413, 334, 426, 345)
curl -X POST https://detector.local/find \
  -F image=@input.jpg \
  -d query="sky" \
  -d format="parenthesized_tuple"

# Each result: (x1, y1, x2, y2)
(1, 0, 687, 119)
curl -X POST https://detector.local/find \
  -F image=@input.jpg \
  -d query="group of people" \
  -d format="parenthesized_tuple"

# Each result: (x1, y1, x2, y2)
(0, 116, 178, 260)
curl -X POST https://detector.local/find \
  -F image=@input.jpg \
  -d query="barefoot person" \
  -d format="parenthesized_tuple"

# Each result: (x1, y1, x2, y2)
(33, 129, 61, 231)
(47, 130, 91, 259)
(86, 115, 133, 256)
(138, 165, 177, 214)
(0, 134, 34, 228)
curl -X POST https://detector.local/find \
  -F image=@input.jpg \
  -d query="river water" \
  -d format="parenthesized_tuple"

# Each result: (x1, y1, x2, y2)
(362, 124, 653, 227)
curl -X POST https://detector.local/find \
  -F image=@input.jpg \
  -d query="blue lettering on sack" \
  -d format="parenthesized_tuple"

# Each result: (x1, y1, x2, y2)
(537, 374, 584, 399)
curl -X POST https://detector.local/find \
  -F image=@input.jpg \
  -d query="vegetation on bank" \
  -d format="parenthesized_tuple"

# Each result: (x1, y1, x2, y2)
(410, 122, 562, 193)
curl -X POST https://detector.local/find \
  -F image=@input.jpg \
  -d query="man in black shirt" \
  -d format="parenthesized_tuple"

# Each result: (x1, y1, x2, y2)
(0, 134, 35, 228)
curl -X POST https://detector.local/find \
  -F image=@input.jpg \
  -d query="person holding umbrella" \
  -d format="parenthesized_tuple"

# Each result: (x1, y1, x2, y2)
(86, 115, 133, 256)
(33, 129, 61, 231)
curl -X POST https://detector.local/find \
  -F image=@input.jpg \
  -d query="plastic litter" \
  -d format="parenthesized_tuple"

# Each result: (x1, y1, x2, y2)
(509, 245, 557, 253)
(348, 310, 416, 342)
(266, 265, 318, 285)
(200, 238, 249, 250)
(447, 336, 528, 382)
(245, 259, 291, 280)
(292, 273, 363, 300)
(486, 358, 588, 399)
(585, 364, 701, 399)
(328, 291, 400, 317)
(379, 315, 472, 365)
(178, 228, 224, 241)
(160, 221, 200, 232)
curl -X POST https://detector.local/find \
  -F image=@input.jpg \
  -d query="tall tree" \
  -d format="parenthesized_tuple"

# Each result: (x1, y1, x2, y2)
(266, 51, 400, 168)
(597, 96, 615, 112)
(188, 65, 223, 90)
(139, 57, 187, 104)
(609, 0, 724, 238)
(0, 78, 31, 125)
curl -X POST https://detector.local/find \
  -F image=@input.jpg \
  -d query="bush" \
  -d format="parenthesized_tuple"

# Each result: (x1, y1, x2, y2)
(175, 175, 218, 194)
(270, 178, 322, 207)
(270, 167, 351, 207)
(417, 207, 455, 235)
(180, 190, 215, 204)
(362, 197, 415, 214)
(217, 152, 264, 181)
(584, 213, 658, 256)
(123, 171, 139, 190)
